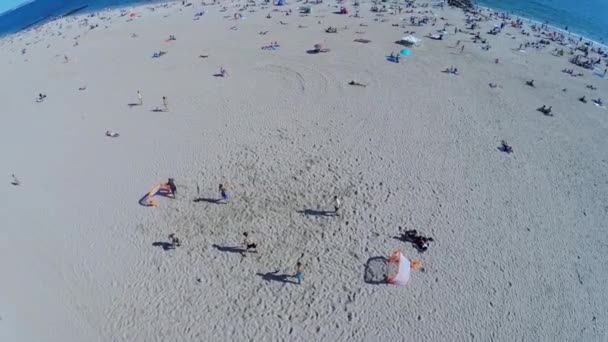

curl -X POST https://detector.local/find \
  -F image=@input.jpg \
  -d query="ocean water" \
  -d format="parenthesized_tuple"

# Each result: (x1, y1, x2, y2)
(0, 0, 607, 43)
(476, 0, 608, 44)
(0, 0, 164, 35)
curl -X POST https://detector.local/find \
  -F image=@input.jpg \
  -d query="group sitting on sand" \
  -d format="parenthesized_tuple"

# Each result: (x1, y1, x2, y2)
(537, 105, 553, 116)
(443, 66, 458, 75)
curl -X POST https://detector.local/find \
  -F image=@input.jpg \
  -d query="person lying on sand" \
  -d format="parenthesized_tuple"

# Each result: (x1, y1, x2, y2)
(489, 83, 498, 88)
(401, 230, 434, 252)
(348, 80, 366, 87)
(198, 54, 209, 58)
(105, 130, 119, 137)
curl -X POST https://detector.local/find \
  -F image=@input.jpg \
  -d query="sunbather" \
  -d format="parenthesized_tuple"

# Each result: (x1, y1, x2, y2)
(401, 229, 434, 252)
(348, 80, 366, 87)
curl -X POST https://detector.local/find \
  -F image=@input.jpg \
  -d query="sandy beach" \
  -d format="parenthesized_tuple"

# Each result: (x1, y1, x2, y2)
(1, 0, 608, 341)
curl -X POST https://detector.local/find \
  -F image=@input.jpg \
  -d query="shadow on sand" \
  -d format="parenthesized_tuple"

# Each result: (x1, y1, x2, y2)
(152, 241, 175, 251)
(364, 256, 388, 285)
(256, 270, 299, 284)
(296, 209, 336, 217)
(193, 197, 224, 204)
(212, 244, 247, 254)
(138, 190, 174, 207)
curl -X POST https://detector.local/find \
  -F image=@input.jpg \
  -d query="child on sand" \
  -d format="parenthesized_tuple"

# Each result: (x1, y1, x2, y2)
(242, 232, 257, 254)
(333, 196, 341, 216)
(168, 233, 181, 248)
(294, 262, 304, 284)
(162, 96, 168, 111)
(167, 178, 177, 197)
(219, 183, 229, 202)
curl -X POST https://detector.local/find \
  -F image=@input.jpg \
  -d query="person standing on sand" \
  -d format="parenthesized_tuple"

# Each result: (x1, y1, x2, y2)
(460, 44, 465, 54)
(294, 261, 304, 284)
(333, 195, 341, 216)
(219, 183, 229, 202)
(162, 96, 168, 111)
(137, 90, 143, 105)
(242, 232, 257, 255)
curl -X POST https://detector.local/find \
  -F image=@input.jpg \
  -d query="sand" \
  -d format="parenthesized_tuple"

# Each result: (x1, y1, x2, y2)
(1, 0, 608, 341)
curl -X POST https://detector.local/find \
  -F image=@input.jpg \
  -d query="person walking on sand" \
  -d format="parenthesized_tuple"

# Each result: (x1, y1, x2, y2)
(137, 90, 143, 105)
(333, 195, 341, 216)
(460, 44, 465, 54)
(162, 96, 168, 111)
(294, 261, 304, 284)
(219, 183, 229, 202)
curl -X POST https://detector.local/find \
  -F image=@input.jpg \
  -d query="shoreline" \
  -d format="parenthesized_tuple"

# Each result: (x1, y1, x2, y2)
(0, 0, 606, 47)
(0, 0, 172, 38)
(474, 4, 608, 49)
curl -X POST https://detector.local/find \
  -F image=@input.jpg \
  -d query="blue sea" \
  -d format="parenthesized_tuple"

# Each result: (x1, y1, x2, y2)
(0, 0, 163, 35)
(475, 0, 607, 44)
(0, 0, 607, 43)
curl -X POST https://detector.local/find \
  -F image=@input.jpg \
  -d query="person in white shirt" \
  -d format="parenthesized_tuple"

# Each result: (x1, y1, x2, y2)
(333, 196, 341, 215)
